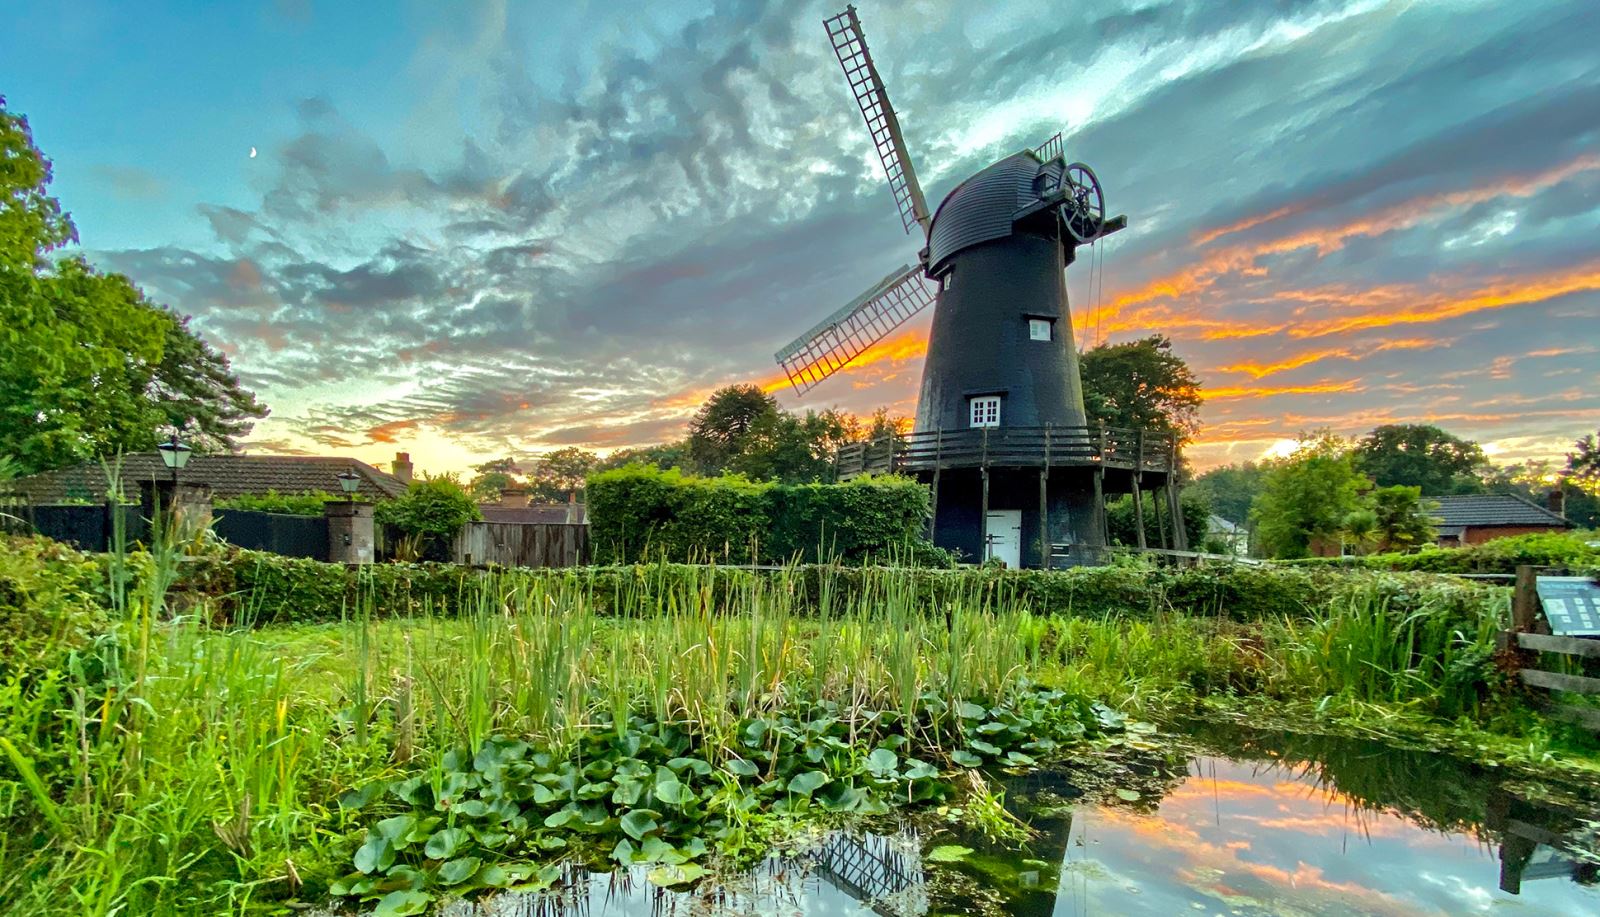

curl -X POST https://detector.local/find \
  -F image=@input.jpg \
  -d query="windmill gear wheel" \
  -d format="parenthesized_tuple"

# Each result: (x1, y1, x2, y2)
(1059, 162, 1105, 243)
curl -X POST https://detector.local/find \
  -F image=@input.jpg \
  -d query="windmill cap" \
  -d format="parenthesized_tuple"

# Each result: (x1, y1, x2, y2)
(927, 151, 1065, 273)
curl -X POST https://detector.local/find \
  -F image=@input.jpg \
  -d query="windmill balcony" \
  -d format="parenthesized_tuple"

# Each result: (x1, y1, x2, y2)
(835, 425, 1177, 488)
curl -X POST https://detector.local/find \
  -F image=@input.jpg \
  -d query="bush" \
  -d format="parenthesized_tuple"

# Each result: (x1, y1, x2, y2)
(1285, 530, 1599, 575)
(214, 490, 343, 516)
(586, 465, 932, 564)
(374, 476, 481, 540)
(0, 536, 108, 682)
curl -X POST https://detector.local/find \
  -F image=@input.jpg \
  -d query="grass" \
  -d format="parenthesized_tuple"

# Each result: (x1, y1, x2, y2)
(2, 540, 1596, 914)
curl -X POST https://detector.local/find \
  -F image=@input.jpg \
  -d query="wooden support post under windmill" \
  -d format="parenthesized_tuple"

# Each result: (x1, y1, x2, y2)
(1038, 426, 1051, 569)
(1154, 479, 1169, 551)
(1093, 425, 1108, 549)
(979, 428, 991, 562)
(1131, 429, 1147, 550)
(928, 429, 942, 542)
(1167, 439, 1189, 551)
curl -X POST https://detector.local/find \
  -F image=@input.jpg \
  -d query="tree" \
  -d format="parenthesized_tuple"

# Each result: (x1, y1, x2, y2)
(687, 384, 779, 473)
(1106, 490, 1209, 550)
(1250, 431, 1369, 559)
(1186, 462, 1266, 525)
(1569, 431, 1600, 486)
(528, 447, 599, 501)
(1369, 484, 1438, 553)
(151, 313, 269, 452)
(468, 457, 522, 501)
(0, 97, 266, 472)
(1353, 424, 1486, 495)
(597, 441, 691, 472)
(1079, 335, 1203, 445)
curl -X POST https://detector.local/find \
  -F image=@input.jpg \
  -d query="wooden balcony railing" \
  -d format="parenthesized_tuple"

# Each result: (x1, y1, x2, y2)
(835, 426, 1176, 478)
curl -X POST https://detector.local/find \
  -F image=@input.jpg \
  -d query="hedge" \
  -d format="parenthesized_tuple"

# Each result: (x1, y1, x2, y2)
(165, 548, 1502, 635)
(586, 466, 934, 564)
(1283, 530, 1600, 575)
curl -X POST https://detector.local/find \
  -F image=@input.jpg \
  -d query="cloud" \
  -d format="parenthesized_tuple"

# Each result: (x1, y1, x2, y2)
(77, 0, 1600, 474)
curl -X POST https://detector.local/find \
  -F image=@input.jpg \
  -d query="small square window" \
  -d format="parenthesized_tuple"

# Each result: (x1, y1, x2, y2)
(940, 272, 953, 291)
(1028, 318, 1053, 341)
(969, 395, 1001, 428)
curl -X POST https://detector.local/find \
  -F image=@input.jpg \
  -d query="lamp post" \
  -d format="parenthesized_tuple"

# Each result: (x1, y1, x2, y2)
(157, 433, 191, 485)
(337, 469, 362, 503)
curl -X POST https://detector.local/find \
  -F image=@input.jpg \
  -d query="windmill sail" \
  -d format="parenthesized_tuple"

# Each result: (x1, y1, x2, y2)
(775, 264, 934, 395)
(825, 6, 930, 236)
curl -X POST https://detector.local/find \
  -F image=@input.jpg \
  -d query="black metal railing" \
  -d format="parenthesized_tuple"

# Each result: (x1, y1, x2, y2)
(836, 425, 1176, 478)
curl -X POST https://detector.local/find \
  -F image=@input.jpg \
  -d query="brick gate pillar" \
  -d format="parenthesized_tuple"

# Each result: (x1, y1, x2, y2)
(324, 501, 374, 564)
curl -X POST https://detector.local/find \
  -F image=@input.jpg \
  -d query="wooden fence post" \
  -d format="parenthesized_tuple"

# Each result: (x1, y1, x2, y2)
(1512, 565, 1539, 634)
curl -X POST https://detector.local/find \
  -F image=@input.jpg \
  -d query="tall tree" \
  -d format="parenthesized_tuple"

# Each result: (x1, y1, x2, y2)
(1186, 462, 1266, 525)
(1079, 335, 1203, 445)
(687, 384, 779, 473)
(0, 97, 266, 471)
(1369, 484, 1438, 553)
(1353, 424, 1486, 495)
(1569, 431, 1600, 486)
(1250, 431, 1370, 559)
(528, 447, 599, 501)
(468, 456, 522, 500)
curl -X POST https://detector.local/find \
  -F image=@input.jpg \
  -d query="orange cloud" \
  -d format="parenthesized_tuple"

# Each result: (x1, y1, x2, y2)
(1088, 152, 1600, 335)
(1202, 379, 1361, 401)
(1215, 338, 1437, 378)
(366, 419, 420, 444)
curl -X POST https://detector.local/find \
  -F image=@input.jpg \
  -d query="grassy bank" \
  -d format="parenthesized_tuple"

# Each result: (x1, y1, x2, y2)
(2, 536, 1596, 914)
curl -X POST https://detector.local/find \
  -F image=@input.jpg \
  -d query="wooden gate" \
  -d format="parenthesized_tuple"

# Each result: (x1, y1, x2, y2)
(452, 522, 589, 568)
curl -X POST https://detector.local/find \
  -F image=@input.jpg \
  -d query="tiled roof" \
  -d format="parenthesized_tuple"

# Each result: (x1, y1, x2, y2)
(479, 504, 587, 525)
(11, 453, 408, 503)
(1431, 493, 1571, 529)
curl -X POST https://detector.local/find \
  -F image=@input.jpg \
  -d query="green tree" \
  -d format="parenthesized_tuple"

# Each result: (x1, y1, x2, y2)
(1079, 335, 1203, 445)
(468, 457, 522, 501)
(1353, 424, 1486, 495)
(0, 97, 266, 471)
(1186, 462, 1266, 525)
(1106, 490, 1209, 550)
(1250, 431, 1370, 559)
(687, 384, 779, 473)
(1339, 508, 1379, 556)
(1569, 431, 1600, 486)
(528, 447, 599, 501)
(597, 441, 691, 472)
(1369, 484, 1438, 553)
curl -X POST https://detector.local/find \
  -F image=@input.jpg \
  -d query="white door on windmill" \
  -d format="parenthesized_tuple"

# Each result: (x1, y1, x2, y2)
(985, 510, 1022, 568)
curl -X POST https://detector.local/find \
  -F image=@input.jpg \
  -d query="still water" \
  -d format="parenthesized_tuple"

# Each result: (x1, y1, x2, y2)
(446, 724, 1599, 917)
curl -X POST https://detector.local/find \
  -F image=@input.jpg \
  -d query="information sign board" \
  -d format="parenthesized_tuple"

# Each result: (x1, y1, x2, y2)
(1535, 576, 1600, 637)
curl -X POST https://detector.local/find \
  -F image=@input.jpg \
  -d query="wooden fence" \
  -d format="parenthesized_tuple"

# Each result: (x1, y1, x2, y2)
(451, 521, 588, 569)
(1503, 565, 1600, 731)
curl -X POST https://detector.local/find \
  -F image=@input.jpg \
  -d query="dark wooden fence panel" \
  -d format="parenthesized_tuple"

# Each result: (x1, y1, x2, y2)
(452, 522, 588, 568)
(18, 504, 147, 550)
(214, 509, 328, 559)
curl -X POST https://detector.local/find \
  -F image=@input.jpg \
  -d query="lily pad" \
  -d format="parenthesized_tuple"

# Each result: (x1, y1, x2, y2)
(925, 844, 974, 863)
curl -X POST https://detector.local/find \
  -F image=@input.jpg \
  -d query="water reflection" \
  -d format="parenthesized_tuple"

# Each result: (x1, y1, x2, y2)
(440, 724, 1599, 916)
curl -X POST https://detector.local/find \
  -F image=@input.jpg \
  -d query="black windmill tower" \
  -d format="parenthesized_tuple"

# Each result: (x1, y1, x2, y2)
(776, 6, 1182, 567)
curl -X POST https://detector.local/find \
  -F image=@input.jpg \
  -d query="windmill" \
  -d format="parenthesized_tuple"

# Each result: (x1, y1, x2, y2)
(775, 5, 1182, 567)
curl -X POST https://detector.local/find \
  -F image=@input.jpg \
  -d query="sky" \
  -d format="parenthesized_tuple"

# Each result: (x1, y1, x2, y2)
(4, 0, 1598, 477)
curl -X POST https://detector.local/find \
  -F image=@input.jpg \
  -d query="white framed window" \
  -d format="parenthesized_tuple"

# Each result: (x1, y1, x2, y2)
(969, 395, 1001, 428)
(940, 271, 953, 291)
(1028, 317, 1053, 341)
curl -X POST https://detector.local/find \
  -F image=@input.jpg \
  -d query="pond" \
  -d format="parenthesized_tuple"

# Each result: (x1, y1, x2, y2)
(427, 722, 1599, 916)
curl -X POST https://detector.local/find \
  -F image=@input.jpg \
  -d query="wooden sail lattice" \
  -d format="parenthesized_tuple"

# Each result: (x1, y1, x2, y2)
(775, 264, 933, 394)
(825, 6, 929, 235)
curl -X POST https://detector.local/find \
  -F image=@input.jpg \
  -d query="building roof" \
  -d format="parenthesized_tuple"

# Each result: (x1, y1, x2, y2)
(479, 504, 587, 525)
(1207, 514, 1244, 535)
(927, 150, 1058, 272)
(11, 453, 408, 503)
(1430, 493, 1571, 529)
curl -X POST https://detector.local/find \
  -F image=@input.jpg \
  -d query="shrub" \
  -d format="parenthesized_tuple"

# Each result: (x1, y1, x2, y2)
(214, 489, 343, 516)
(1285, 530, 1599, 575)
(0, 535, 108, 682)
(587, 465, 933, 564)
(374, 476, 481, 540)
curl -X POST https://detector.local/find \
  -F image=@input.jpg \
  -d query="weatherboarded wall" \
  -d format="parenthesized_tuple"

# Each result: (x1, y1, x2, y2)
(451, 522, 588, 568)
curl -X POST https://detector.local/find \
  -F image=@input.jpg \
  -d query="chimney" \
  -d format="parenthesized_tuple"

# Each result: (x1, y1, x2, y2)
(502, 485, 530, 508)
(392, 452, 413, 484)
(1548, 487, 1566, 519)
(566, 489, 577, 524)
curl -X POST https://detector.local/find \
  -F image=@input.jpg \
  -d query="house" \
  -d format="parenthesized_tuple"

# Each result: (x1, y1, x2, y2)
(1205, 514, 1248, 555)
(477, 486, 587, 525)
(1430, 493, 1572, 547)
(10, 451, 410, 504)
